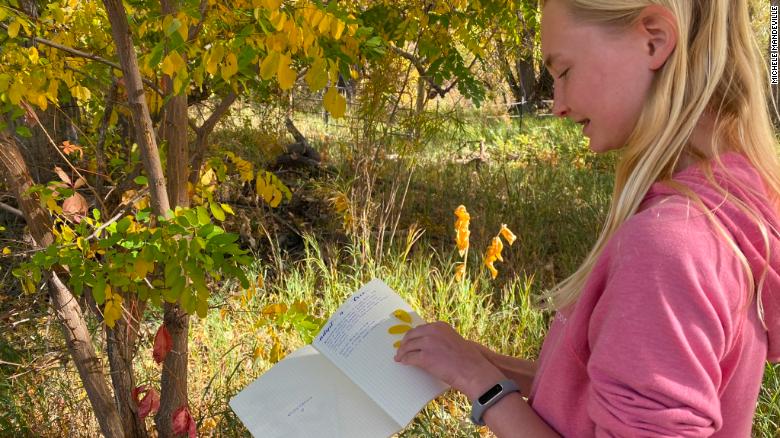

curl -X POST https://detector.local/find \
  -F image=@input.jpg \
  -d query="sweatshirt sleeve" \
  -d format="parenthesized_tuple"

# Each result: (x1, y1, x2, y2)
(586, 209, 740, 437)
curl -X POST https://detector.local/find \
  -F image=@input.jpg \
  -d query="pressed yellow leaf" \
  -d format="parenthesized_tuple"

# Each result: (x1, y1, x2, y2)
(259, 51, 280, 81)
(323, 86, 346, 118)
(393, 340, 401, 349)
(277, 54, 296, 90)
(392, 309, 412, 324)
(388, 324, 412, 334)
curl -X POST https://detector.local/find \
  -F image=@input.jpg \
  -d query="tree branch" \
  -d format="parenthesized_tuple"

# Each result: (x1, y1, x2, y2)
(0, 201, 24, 218)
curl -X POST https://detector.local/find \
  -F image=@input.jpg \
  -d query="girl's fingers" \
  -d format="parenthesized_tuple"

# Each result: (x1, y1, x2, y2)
(395, 336, 427, 361)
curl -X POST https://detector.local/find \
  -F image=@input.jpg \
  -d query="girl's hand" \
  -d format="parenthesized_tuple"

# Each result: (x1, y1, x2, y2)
(394, 321, 506, 400)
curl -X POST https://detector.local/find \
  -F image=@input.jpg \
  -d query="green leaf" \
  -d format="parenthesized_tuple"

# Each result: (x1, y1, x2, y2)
(134, 175, 148, 185)
(116, 217, 132, 234)
(92, 278, 106, 305)
(196, 206, 210, 226)
(15, 125, 32, 138)
(196, 299, 208, 318)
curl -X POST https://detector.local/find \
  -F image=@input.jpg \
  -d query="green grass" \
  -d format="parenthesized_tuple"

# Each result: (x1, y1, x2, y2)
(1, 113, 778, 437)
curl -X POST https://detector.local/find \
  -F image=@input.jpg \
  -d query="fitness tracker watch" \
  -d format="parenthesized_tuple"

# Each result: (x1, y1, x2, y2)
(470, 379, 520, 426)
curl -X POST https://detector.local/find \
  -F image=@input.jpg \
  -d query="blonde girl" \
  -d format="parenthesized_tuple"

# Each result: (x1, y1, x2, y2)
(395, 0, 780, 436)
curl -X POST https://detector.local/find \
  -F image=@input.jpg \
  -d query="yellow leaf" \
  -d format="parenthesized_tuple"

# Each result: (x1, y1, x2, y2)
(269, 189, 283, 208)
(161, 51, 185, 77)
(263, 0, 281, 9)
(277, 54, 296, 90)
(28, 47, 39, 64)
(393, 340, 401, 349)
(7, 20, 20, 38)
(269, 10, 286, 31)
(206, 46, 224, 75)
(176, 13, 189, 41)
(262, 303, 287, 316)
(392, 309, 412, 324)
(331, 19, 345, 40)
(71, 85, 91, 101)
(222, 53, 238, 81)
(8, 82, 24, 105)
(60, 224, 75, 243)
(304, 58, 328, 91)
(317, 14, 331, 34)
(323, 86, 346, 118)
(261, 184, 275, 204)
(259, 51, 280, 81)
(133, 258, 154, 280)
(220, 203, 235, 215)
(388, 324, 412, 334)
(2, 247, 11, 255)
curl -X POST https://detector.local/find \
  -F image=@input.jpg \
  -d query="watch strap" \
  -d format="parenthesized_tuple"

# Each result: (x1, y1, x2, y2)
(470, 379, 520, 426)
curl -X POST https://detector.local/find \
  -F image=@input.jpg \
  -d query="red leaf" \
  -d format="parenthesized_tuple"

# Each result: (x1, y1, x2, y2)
(62, 192, 89, 223)
(172, 405, 197, 438)
(153, 324, 173, 364)
(132, 385, 160, 418)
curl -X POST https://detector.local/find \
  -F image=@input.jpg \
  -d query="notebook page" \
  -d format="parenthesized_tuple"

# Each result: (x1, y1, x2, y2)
(229, 344, 400, 438)
(313, 279, 449, 427)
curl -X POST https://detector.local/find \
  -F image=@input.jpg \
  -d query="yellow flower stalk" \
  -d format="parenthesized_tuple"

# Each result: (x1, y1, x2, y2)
(500, 224, 517, 246)
(453, 205, 471, 282)
(484, 236, 504, 279)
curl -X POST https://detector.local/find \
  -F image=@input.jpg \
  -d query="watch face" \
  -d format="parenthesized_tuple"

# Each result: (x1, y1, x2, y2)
(478, 384, 503, 405)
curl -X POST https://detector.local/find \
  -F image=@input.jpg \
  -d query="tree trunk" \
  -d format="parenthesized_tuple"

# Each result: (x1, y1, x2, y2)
(107, 299, 149, 438)
(156, 0, 192, 435)
(102, 0, 171, 217)
(0, 133, 125, 438)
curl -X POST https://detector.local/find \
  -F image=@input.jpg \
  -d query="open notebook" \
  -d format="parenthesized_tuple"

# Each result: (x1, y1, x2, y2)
(229, 278, 449, 437)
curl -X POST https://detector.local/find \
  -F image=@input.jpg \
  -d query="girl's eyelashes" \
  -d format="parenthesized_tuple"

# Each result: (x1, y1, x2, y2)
(558, 68, 570, 79)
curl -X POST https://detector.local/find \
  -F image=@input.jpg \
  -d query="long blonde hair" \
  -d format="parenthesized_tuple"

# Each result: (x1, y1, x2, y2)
(542, 0, 780, 326)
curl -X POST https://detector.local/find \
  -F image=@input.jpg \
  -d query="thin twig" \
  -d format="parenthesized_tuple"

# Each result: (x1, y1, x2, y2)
(0, 201, 24, 218)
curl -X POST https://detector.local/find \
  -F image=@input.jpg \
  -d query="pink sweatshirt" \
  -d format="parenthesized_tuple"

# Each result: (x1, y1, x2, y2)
(528, 153, 780, 437)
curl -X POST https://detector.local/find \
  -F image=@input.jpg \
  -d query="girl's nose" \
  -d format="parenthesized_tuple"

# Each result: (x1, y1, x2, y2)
(551, 87, 569, 118)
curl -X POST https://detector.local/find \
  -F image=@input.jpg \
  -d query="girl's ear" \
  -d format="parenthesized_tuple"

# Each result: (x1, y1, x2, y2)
(636, 4, 678, 71)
